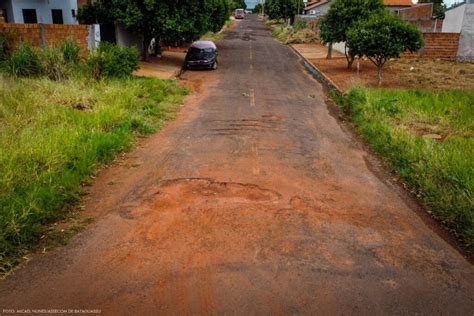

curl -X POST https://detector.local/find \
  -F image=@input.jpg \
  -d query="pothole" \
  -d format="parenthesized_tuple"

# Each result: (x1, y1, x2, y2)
(118, 178, 282, 219)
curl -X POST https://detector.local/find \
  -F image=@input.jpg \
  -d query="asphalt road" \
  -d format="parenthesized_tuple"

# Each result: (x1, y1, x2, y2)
(1, 15, 473, 315)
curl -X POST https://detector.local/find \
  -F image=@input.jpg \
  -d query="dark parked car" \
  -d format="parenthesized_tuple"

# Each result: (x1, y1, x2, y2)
(184, 41, 218, 70)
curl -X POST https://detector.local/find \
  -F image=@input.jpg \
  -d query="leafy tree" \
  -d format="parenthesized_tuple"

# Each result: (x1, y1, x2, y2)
(230, 0, 247, 10)
(319, 0, 385, 68)
(78, 0, 231, 59)
(253, 3, 263, 14)
(208, 0, 231, 33)
(418, 0, 446, 18)
(77, 0, 113, 24)
(346, 12, 423, 85)
(266, 0, 303, 23)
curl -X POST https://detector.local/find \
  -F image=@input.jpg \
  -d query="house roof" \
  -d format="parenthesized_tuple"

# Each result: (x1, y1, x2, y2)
(304, 0, 328, 10)
(304, 0, 413, 11)
(383, 0, 413, 7)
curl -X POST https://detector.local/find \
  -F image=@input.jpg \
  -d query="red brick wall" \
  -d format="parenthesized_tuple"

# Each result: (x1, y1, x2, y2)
(398, 3, 432, 20)
(401, 32, 460, 60)
(0, 23, 89, 56)
(397, 4, 443, 32)
(422, 32, 460, 60)
(77, 0, 88, 8)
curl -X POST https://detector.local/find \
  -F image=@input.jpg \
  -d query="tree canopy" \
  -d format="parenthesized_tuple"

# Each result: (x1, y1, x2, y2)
(265, 0, 303, 22)
(319, 0, 386, 68)
(346, 12, 423, 85)
(253, 3, 263, 14)
(230, 0, 247, 11)
(78, 0, 231, 55)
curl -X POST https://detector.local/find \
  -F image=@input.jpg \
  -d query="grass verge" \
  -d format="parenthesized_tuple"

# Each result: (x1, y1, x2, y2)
(341, 87, 474, 252)
(0, 75, 188, 274)
(266, 19, 319, 44)
(201, 19, 236, 42)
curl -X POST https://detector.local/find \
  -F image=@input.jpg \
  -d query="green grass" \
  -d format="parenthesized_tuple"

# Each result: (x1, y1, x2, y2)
(342, 88, 474, 251)
(0, 75, 187, 273)
(201, 20, 235, 42)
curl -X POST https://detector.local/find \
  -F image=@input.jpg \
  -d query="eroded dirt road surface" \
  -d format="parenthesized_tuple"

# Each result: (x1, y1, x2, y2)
(1, 16, 473, 315)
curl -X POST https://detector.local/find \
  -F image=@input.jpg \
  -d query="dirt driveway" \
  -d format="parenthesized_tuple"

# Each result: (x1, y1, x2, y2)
(1, 15, 473, 315)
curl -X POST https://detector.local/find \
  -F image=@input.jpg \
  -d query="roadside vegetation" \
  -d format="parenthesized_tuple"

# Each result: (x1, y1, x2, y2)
(387, 58, 474, 90)
(321, 0, 422, 85)
(339, 88, 474, 251)
(266, 19, 319, 44)
(201, 19, 236, 42)
(78, 0, 234, 59)
(0, 36, 187, 274)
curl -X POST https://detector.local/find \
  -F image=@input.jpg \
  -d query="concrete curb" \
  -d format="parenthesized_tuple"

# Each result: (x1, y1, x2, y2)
(289, 45, 344, 96)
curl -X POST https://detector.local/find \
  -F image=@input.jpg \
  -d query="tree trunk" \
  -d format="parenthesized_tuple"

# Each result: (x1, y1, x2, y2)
(347, 55, 354, 69)
(142, 34, 152, 61)
(326, 42, 333, 59)
(377, 65, 383, 86)
(344, 44, 353, 69)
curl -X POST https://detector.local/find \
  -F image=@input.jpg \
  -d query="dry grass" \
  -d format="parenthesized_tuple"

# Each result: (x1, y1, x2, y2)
(388, 58, 474, 90)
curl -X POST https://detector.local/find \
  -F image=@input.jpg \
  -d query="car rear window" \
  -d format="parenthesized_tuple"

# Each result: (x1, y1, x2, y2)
(188, 47, 215, 59)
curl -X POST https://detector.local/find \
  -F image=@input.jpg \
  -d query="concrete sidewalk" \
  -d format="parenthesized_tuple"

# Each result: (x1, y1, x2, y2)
(292, 43, 344, 60)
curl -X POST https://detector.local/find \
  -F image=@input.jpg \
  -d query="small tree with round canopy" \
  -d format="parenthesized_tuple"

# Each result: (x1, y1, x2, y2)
(346, 12, 423, 86)
(319, 0, 385, 68)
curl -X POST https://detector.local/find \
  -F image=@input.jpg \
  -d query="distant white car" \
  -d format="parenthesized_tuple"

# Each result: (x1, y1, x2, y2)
(245, 10, 252, 14)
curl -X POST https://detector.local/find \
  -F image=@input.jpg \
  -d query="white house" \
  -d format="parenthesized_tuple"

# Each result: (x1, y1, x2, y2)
(442, 0, 474, 62)
(303, 0, 330, 16)
(0, 0, 78, 24)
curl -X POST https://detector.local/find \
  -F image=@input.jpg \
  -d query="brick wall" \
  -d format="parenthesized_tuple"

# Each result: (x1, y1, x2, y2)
(398, 3, 432, 20)
(397, 4, 443, 32)
(401, 32, 460, 60)
(422, 32, 460, 60)
(77, 0, 88, 7)
(0, 22, 90, 56)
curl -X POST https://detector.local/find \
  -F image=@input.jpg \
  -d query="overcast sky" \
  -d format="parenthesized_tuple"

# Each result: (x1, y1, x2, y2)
(413, 0, 458, 6)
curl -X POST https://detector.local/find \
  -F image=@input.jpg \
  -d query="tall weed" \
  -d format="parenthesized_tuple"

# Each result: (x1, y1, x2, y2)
(5, 43, 43, 77)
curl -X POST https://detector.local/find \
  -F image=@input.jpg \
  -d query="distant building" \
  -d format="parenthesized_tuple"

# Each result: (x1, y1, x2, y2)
(302, 0, 416, 16)
(384, 0, 414, 12)
(0, 0, 78, 24)
(303, 0, 330, 16)
(442, 1, 474, 62)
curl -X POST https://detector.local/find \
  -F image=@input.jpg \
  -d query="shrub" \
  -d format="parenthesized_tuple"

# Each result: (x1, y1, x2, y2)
(5, 43, 43, 77)
(293, 19, 307, 32)
(59, 38, 81, 64)
(40, 46, 71, 81)
(319, 0, 386, 68)
(0, 31, 10, 61)
(347, 12, 423, 85)
(287, 28, 319, 44)
(87, 43, 139, 79)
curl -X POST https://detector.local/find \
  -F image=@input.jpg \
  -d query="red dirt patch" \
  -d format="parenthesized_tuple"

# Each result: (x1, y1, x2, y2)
(310, 58, 409, 91)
